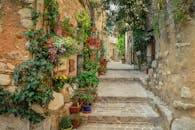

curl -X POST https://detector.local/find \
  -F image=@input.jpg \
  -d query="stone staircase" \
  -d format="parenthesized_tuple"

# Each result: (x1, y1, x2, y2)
(78, 62, 164, 130)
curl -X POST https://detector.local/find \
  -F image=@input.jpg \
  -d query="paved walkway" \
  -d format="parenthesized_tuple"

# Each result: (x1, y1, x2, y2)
(78, 62, 163, 130)
(107, 62, 135, 70)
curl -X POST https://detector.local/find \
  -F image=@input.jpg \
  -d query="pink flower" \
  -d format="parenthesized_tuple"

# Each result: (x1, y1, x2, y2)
(50, 49, 57, 54)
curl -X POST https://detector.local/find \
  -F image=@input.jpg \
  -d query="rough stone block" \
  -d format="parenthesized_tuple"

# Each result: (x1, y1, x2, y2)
(48, 91, 64, 111)
(18, 8, 32, 19)
(4, 86, 16, 93)
(7, 63, 15, 70)
(171, 117, 195, 130)
(0, 74, 11, 85)
(31, 104, 44, 114)
(0, 115, 29, 130)
(175, 43, 191, 48)
(20, 19, 33, 29)
(60, 84, 70, 103)
(0, 62, 7, 71)
(4, 51, 30, 60)
(24, 0, 34, 4)
(173, 100, 195, 110)
(181, 87, 192, 99)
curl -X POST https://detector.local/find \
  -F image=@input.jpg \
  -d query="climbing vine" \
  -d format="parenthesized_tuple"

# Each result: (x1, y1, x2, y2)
(0, 29, 54, 123)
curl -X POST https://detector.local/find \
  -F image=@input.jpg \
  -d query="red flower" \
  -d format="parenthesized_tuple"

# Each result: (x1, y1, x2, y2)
(69, 22, 74, 27)
(86, 37, 99, 49)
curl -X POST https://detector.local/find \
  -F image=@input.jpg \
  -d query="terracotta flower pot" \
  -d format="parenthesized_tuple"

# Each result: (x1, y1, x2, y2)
(72, 118, 81, 128)
(69, 105, 81, 114)
(98, 71, 105, 76)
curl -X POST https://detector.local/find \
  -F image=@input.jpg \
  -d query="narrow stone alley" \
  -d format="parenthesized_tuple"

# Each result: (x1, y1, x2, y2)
(78, 62, 163, 130)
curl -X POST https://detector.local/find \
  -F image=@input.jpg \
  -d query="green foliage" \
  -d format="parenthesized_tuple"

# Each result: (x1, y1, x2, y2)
(31, 8, 41, 26)
(172, 0, 192, 23)
(76, 71, 99, 88)
(80, 93, 94, 105)
(83, 59, 98, 73)
(8, 29, 54, 123)
(82, 47, 99, 73)
(0, 29, 54, 123)
(76, 10, 91, 42)
(61, 18, 75, 36)
(44, 0, 59, 32)
(52, 78, 66, 91)
(152, 13, 160, 36)
(59, 116, 72, 129)
(90, 1, 102, 9)
(98, 66, 106, 73)
(0, 87, 45, 123)
(102, 0, 150, 64)
(0, 0, 61, 122)
(117, 34, 125, 58)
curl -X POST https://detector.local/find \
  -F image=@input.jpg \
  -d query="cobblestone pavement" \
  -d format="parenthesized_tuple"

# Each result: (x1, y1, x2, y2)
(78, 62, 163, 130)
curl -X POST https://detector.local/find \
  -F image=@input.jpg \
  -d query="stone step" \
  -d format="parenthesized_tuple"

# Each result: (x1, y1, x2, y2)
(107, 68, 137, 71)
(81, 102, 160, 124)
(96, 96, 148, 103)
(97, 81, 148, 101)
(78, 123, 163, 130)
(99, 70, 147, 81)
(99, 77, 141, 82)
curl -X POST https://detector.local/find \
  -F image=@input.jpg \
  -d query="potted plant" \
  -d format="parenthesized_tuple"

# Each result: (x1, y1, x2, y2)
(98, 66, 106, 75)
(80, 93, 94, 113)
(70, 91, 81, 114)
(70, 114, 82, 128)
(59, 116, 73, 130)
(79, 87, 97, 100)
(76, 71, 99, 88)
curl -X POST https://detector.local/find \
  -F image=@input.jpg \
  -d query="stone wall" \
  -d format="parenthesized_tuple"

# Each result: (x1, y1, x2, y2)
(0, 0, 90, 130)
(0, 0, 31, 93)
(147, 1, 195, 129)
